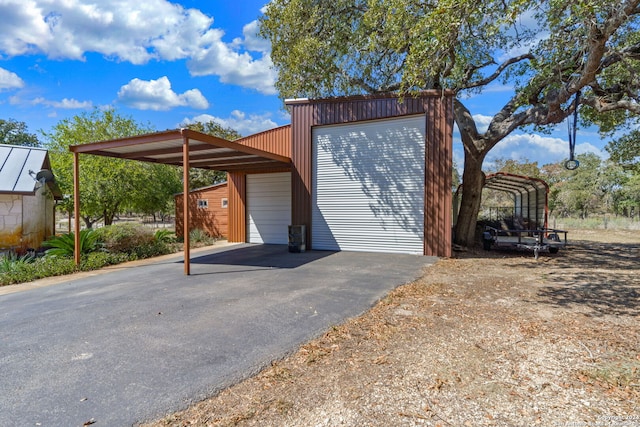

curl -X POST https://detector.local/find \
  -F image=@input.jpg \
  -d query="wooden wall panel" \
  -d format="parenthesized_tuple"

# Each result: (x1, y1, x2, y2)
(175, 183, 228, 238)
(227, 171, 246, 242)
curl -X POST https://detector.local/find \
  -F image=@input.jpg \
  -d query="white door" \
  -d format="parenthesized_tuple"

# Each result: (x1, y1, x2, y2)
(247, 172, 291, 244)
(312, 115, 426, 254)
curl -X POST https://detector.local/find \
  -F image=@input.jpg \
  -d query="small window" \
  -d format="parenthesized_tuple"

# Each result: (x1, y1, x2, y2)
(221, 198, 228, 209)
(197, 199, 208, 209)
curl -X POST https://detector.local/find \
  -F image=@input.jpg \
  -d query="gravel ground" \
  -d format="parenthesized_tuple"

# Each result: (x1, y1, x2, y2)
(143, 229, 640, 427)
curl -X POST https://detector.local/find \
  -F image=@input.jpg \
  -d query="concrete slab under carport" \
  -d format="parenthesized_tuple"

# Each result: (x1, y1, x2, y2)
(0, 244, 436, 426)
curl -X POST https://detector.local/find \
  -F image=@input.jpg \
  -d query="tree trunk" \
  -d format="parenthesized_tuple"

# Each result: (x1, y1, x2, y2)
(83, 216, 94, 229)
(454, 153, 486, 248)
(104, 210, 115, 226)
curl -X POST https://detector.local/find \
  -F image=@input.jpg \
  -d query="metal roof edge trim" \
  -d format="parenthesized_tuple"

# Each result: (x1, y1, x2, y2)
(69, 129, 184, 153)
(180, 129, 291, 164)
(285, 90, 454, 105)
(485, 172, 550, 192)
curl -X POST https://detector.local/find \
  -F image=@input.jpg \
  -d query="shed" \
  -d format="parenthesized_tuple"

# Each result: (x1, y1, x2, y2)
(175, 182, 228, 239)
(0, 144, 62, 251)
(69, 92, 454, 274)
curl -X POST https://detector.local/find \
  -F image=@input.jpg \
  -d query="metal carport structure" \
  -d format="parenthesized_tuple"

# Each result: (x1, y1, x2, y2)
(483, 172, 549, 230)
(69, 128, 291, 275)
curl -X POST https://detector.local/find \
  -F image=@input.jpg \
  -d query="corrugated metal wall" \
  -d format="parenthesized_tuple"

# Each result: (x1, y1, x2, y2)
(233, 125, 291, 158)
(246, 172, 291, 244)
(288, 92, 454, 257)
(312, 116, 426, 254)
(226, 126, 292, 243)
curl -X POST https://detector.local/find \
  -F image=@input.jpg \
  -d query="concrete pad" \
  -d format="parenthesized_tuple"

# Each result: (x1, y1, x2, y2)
(0, 244, 436, 426)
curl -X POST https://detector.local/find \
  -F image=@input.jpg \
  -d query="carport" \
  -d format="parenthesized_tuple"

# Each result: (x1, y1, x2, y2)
(482, 172, 549, 230)
(69, 128, 291, 275)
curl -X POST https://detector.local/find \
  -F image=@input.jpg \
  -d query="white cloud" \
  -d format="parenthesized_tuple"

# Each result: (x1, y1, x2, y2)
(117, 76, 209, 111)
(472, 114, 493, 133)
(32, 97, 93, 109)
(486, 132, 605, 166)
(0, 67, 24, 90)
(238, 20, 270, 53)
(180, 110, 279, 136)
(187, 40, 277, 95)
(0, 0, 276, 94)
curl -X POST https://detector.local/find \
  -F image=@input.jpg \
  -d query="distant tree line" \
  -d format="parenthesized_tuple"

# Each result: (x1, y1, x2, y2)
(484, 150, 640, 220)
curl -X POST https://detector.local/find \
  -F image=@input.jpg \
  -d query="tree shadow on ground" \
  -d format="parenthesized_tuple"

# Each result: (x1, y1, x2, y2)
(533, 240, 638, 317)
(459, 239, 640, 317)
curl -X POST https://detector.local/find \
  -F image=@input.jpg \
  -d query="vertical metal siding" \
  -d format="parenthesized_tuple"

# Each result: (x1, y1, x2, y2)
(233, 125, 291, 158)
(312, 116, 426, 254)
(227, 171, 246, 242)
(246, 172, 292, 244)
(291, 104, 314, 247)
(288, 92, 454, 257)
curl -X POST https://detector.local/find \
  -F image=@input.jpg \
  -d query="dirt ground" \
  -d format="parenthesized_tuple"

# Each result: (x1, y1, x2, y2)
(144, 229, 640, 427)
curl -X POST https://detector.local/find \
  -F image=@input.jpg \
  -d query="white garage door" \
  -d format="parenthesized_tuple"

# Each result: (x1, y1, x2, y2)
(247, 172, 291, 244)
(312, 115, 426, 254)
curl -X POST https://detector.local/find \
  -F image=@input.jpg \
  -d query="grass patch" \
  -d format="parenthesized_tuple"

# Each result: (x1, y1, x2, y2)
(581, 360, 640, 388)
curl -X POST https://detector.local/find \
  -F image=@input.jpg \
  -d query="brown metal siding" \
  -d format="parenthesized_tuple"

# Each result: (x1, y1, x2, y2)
(175, 183, 228, 238)
(211, 123, 292, 243)
(233, 125, 291, 158)
(423, 96, 453, 257)
(227, 171, 246, 242)
(288, 92, 454, 257)
(290, 104, 314, 247)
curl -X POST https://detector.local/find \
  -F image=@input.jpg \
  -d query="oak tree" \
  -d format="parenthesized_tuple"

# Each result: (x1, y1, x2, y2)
(260, 0, 640, 246)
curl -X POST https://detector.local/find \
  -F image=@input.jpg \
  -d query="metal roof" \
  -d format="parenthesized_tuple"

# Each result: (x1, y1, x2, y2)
(0, 144, 61, 197)
(484, 172, 549, 229)
(484, 172, 549, 195)
(69, 128, 291, 171)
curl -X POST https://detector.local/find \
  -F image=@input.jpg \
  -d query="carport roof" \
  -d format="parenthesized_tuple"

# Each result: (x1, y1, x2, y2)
(69, 128, 291, 171)
(484, 172, 549, 195)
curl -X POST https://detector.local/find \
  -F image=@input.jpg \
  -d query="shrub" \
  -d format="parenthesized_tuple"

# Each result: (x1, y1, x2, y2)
(93, 223, 175, 259)
(189, 228, 215, 246)
(0, 252, 35, 274)
(93, 223, 155, 254)
(0, 256, 76, 286)
(1, 224, 179, 286)
(44, 229, 101, 258)
(79, 251, 132, 271)
(154, 229, 176, 244)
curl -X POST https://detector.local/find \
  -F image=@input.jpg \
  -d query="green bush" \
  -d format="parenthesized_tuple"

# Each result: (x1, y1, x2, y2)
(93, 223, 175, 259)
(0, 252, 35, 274)
(79, 251, 132, 271)
(44, 229, 101, 258)
(154, 229, 176, 244)
(1, 224, 179, 286)
(189, 228, 215, 246)
(93, 223, 155, 254)
(0, 256, 76, 286)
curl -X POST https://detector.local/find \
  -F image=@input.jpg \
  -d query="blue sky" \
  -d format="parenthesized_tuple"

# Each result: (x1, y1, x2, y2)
(0, 0, 607, 170)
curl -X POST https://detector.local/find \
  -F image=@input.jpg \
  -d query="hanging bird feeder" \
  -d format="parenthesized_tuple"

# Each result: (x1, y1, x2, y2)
(565, 91, 581, 170)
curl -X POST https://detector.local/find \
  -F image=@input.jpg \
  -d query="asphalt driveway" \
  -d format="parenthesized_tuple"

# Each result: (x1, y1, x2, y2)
(0, 244, 436, 426)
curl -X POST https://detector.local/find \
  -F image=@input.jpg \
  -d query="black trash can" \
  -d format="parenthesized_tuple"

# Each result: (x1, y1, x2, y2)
(288, 225, 306, 253)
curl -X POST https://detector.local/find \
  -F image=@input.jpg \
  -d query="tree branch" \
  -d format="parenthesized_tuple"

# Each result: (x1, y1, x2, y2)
(463, 54, 534, 90)
(581, 94, 640, 114)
